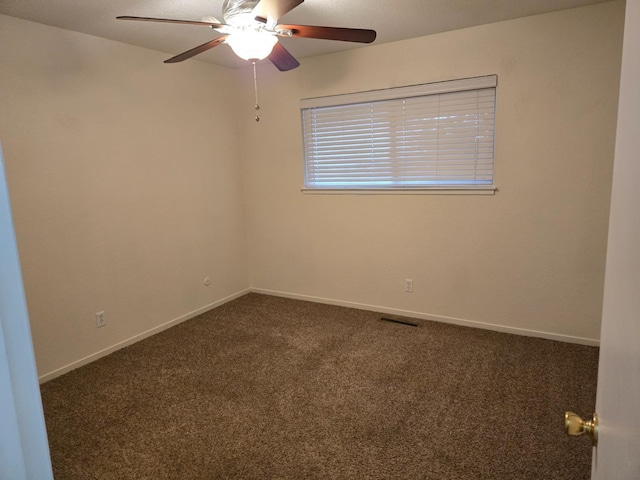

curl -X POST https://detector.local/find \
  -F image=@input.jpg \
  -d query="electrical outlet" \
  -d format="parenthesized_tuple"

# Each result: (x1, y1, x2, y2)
(405, 279, 414, 293)
(96, 311, 106, 328)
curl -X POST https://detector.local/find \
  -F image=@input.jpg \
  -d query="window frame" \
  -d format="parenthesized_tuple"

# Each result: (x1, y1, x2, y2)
(300, 75, 498, 195)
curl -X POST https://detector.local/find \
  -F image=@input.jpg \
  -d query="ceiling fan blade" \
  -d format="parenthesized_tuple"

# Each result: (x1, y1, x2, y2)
(277, 24, 376, 43)
(268, 42, 300, 71)
(252, 0, 304, 25)
(164, 36, 228, 63)
(116, 16, 224, 28)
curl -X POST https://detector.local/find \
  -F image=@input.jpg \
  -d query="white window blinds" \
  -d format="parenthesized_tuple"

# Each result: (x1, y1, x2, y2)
(300, 75, 497, 191)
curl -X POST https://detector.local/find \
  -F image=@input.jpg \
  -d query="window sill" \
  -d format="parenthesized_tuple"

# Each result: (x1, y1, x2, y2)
(301, 186, 497, 195)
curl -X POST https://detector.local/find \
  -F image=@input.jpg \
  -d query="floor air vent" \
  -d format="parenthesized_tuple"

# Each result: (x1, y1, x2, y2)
(380, 317, 418, 327)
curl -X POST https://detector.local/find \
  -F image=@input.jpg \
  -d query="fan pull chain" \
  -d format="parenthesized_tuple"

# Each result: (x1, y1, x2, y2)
(253, 61, 260, 122)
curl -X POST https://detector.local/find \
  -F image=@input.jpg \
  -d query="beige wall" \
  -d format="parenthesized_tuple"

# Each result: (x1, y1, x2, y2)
(241, 1, 624, 343)
(0, 2, 624, 379)
(0, 15, 249, 379)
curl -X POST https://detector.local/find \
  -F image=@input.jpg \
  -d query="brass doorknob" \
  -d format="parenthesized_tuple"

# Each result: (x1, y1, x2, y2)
(565, 411, 598, 446)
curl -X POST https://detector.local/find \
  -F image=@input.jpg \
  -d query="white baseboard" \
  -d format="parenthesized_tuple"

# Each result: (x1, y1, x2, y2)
(39, 286, 599, 383)
(250, 288, 601, 347)
(38, 288, 251, 384)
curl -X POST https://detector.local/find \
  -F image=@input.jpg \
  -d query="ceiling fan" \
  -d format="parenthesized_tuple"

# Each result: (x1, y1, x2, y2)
(117, 0, 377, 71)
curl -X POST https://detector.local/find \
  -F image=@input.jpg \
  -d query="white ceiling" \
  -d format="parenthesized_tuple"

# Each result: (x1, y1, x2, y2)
(0, 0, 613, 69)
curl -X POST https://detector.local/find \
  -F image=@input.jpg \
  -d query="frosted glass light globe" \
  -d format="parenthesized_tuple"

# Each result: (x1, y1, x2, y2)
(226, 30, 278, 61)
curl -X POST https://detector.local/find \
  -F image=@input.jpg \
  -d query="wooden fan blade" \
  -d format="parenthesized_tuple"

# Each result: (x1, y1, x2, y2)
(252, 0, 304, 25)
(277, 24, 376, 43)
(116, 16, 224, 28)
(164, 36, 228, 63)
(268, 42, 300, 71)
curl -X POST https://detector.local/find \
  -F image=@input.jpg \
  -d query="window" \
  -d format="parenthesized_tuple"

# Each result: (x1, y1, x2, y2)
(300, 75, 497, 193)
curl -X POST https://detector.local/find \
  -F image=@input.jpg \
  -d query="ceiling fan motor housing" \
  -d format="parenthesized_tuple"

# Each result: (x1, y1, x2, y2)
(223, 0, 261, 26)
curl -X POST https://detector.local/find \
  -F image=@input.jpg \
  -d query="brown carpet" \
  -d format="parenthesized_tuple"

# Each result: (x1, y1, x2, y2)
(40, 293, 598, 479)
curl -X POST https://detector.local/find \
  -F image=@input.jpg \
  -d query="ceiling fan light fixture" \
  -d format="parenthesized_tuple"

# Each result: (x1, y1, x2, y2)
(226, 29, 278, 61)
(117, 0, 376, 69)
